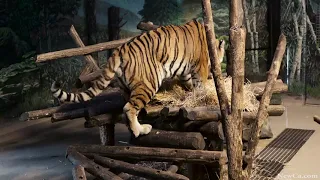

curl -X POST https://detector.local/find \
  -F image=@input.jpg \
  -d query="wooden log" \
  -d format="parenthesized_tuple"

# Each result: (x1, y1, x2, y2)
(93, 155, 189, 180)
(20, 89, 124, 121)
(99, 124, 115, 146)
(137, 21, 159, 31)
(244, 34, 287, 177)
(313, 115, 320, 124)
(251, 79, 288, 96)
(199, 121, 225, 140)
(69, 25, 99, 70)
(19, 106, 61, 121)
(167, 165, 179, 173)
(72, 165, 87, 180)
(130, 129, 206, 150)
(67, 149, 123, 180)
(267, 105, 285, 116)
(68, 144, 223, 164)
(36, 37, 134, 63)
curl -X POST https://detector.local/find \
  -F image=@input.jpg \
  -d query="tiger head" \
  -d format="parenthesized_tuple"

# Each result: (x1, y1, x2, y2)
(206, 39, 225, 79)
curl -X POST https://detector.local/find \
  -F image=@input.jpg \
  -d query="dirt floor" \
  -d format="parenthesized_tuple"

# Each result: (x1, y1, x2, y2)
(0, 95, 319, 180)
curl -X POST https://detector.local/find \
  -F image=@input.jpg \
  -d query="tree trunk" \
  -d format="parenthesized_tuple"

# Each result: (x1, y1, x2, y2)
(289, 14, 302, 85)
(242, 0, 258, 73)
(108, 6, 121, 58)
(307, 15, 320, 53)
(252, 0, 260, 73)
(85, 0, 98, 62)
(300, 0, 307, 84)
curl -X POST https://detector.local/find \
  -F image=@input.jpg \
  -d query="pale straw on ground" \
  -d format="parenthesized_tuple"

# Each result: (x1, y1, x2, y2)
(154, 76, 260, 112)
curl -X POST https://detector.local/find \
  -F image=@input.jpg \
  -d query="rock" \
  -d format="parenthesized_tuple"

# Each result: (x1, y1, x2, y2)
(242, 119, 273, 142)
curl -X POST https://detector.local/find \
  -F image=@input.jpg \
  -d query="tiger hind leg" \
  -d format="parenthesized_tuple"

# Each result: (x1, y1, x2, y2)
(123, 84, 154, 137)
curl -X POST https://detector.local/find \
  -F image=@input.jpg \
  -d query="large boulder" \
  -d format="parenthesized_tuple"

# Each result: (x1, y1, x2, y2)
(0, 56, 41, 111)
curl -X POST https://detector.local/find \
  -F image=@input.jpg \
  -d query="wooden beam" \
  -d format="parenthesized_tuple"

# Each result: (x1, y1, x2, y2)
(68, 144, 224, 164)
(72, 165, 87, 180)
(67, 149, 123, 180)
(36, 37, 134, 63)
(93, 155, 189, 180)
(130, 129, 206, 150)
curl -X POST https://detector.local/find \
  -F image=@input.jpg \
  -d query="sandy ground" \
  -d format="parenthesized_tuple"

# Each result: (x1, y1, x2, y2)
(0, 95, 319, 180)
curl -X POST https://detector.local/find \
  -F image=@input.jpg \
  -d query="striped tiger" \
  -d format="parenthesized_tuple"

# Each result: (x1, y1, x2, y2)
(51, 19, 225, 137)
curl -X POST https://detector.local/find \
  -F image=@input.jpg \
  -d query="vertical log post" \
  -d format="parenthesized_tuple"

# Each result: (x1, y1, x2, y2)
(244, 34, 286, 177)
(99, 124, 115, 146)
(202, 0, 246, 179)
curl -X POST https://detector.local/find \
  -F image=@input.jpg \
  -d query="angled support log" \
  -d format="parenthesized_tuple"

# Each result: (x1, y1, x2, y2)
(130, 129, 206, 150)
(72, 165, 87, 180)
(93, 155, 189, 180)
(244, 34, 287, 177)
(69, 25, 100, 70)
(67, 149, 122, 180)
(68, 144, 223, 164)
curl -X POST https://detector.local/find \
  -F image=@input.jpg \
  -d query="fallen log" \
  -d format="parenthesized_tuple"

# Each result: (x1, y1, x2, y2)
(93, 155, 189, 180)
(72, 165, 87, 180)
(251, 79, 288, 96)
(67, 149, 122, 180)
(68, 144, 223, 164)
(313, 115, 320, 124)
(137, 21, 159, 31)
(36, 37, 134, 63)
(130, 129, 206, 150)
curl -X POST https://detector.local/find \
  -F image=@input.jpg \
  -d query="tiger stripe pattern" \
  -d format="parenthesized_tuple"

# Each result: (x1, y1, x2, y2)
(51, 19, 225, 137)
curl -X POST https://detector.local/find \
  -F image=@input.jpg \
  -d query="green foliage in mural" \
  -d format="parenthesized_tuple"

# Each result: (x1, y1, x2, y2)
(139, 0, 184, 25)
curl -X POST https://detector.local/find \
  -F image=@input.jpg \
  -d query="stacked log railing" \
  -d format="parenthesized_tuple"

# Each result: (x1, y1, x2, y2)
(22, 19, 289, 179)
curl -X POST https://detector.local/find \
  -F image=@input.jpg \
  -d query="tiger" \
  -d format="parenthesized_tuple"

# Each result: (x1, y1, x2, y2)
(51, 19, 225, 138)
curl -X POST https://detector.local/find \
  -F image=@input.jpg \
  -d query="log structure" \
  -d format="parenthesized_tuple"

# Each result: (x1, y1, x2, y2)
(27, 17, 290, 179)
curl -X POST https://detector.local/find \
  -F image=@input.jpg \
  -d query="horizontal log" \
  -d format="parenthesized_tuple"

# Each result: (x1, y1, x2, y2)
(20, 89, 124, 121)
(137, 21, 159, 31)
(314, 115, 320, 124)
(93, 155, 189, 180)
(67, 149, 122, 180)
(251, 79, 288, 96)
(72, 165, 87, 180)
(130, 129, 206, 150)
(267, 105, 285, 116)
(36, 37, 134, 63)
(19, 106, 60, 121)
(68, 144, 224, 164)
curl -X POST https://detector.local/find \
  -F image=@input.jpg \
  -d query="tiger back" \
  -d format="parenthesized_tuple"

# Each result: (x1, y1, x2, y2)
(51, 19, 225, 137)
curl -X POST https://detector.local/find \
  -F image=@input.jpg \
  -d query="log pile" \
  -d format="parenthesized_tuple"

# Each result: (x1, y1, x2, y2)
(22, 19, 289, 179)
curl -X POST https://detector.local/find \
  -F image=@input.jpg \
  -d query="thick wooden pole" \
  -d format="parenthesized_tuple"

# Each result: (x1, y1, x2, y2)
(228, 26, 246, 180)
(244, 34, 286, 177)
(36, 37, 133, 63)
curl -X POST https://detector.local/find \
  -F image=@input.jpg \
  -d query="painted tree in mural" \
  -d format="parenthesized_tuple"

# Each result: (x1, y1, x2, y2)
(138, 0, 184, 25)
(5, 0, 81, 52)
